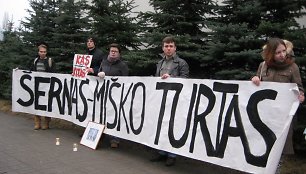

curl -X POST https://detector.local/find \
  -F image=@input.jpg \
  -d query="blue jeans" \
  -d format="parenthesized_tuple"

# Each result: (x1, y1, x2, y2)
(110, 136, 120, 144)
(158, 150, 176, 158)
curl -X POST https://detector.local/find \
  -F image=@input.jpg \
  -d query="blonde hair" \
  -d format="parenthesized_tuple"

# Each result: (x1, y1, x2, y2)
(38, 44, 47, 51)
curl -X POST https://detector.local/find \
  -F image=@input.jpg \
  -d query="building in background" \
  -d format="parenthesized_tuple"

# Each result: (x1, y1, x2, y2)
(296, 10, 306, 28)
(0, 28, 3, 41)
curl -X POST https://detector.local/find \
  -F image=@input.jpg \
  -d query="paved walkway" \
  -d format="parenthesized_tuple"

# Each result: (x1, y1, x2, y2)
(0, 111, 244, 174)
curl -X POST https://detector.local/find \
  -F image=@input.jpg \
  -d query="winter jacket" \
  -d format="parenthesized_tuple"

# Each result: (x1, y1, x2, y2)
(31, 57, 55, 73)
(256, 61, 304, 92)
(87, 47, 104, 75)
(155, 53, 189, 78)
(99, 57, 129, 76)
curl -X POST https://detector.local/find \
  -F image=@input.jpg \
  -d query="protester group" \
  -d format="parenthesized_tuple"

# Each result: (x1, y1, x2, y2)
(29, 35, 304, 168)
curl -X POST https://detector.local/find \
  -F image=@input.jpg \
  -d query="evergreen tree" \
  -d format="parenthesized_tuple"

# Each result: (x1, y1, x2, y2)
(52, 0, 91, 73)
(124, 49, 157, 76)
(0, 31, 28, 98)
(89, 0, 146, 76)
(20, 0, 60, 68)
(89, 0, 142, 50)
(2, 12, 12, 32)
(21, 0, 59, 46)
(257, 0, 306, 83)
(204, 0, 306, 80)
(257, 0, 306, 38)
(140, 0, 217, 78)
(21, 0, 91, 73)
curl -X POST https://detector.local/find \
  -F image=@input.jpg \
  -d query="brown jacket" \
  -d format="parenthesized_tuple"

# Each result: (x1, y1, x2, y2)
(256, 61, 304, 92)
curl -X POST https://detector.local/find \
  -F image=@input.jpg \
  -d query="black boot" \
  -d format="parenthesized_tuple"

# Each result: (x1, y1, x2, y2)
(150, 154, 167, 162)
(165, 157, 176, 166)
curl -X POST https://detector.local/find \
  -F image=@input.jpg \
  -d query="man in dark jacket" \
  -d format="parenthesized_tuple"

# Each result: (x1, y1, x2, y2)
(151, 36, 189, 166)
(155, 37, 189, 79)
(86, 37, 104, 76)
(78, 37, 105, 137)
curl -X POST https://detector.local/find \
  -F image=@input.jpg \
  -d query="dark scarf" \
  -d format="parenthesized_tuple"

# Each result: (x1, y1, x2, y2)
(107, 55, 120, 63)
(267, 57, 294, 69)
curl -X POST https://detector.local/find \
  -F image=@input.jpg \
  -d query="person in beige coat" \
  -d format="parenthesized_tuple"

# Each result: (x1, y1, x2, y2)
(252, 38, 304, 155)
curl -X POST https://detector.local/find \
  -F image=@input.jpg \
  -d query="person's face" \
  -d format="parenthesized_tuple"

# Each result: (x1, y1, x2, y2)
(162, 42, 176, 58)
(38, 47, 47, 59)
(109, 47, 120, 58)
(274, 44, 287, 63)
(87, 39, 95, 49)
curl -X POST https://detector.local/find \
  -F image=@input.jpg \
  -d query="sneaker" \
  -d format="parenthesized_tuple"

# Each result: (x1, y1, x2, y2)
(110, 142, 119, 148)
(150, 154, 167, 162)
(165, 157, 176, 166)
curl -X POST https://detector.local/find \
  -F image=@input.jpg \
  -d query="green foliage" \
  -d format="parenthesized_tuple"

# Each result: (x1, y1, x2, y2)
(141, 0, 217, 78)
(21, 0, 59, 48)
(20, 0, 91, 74)
(205, 0, 306, 80)
(124, 49, 156, 76)
(51, 0, 91, 73)
(0, 31, 30, 98)
(1, 0, 306, 100)
(89, 0, 143, 50)
(215, 69, 254, 80)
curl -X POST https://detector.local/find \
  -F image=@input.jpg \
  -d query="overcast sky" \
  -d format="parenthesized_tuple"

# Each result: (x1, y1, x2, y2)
(0, 0, 29, 28)
(0, 0, 153, 29)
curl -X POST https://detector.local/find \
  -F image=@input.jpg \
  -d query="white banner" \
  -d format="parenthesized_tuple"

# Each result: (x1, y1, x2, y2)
(12, 69, 300, 174)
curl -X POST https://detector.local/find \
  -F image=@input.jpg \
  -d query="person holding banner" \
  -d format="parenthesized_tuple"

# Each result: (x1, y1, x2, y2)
(31, 43, 55, 130)
(155, 37, 189, 79)
(86, 36, 104, 76)
(150, 36, 189, 166)
(97, 43, 129, 148)
(251, 38, 304, 155)
(97, 43, 129, 78)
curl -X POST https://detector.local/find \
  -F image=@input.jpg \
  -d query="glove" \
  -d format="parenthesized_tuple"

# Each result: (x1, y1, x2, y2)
(98, 71, 105, 79)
